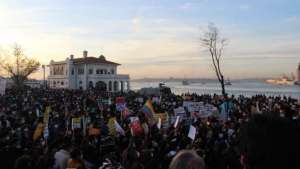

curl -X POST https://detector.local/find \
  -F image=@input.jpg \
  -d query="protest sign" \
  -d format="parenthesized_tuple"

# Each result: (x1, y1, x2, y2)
(129, 117, 144, 136)
(174, 107, 186, 117)
(71, 117, 81, 130)
(154, 113, 168, 122)
(137, 97, 144, 103)
(152, 97, 160, 104)
(219, 102, 229, 122)
(116, 97, 126, 111)
(188, 125, 196, 140)
(154, 113, 168, 128)
(108, 117, 116, 135)
(43, 126, 49, 139)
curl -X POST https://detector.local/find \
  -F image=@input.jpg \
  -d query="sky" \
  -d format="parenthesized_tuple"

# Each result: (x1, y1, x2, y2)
(0, 0, 299, 79)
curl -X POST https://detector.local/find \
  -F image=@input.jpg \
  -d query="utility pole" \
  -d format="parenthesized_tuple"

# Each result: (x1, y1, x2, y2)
(42, 65, 46, 88)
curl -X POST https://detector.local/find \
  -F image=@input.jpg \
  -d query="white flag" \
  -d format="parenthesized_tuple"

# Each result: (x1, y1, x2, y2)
(114, 120, 125, 136)
(188, 125, 196, 140)
(174, 116, 180, 128)
(157, 118, 162, 129)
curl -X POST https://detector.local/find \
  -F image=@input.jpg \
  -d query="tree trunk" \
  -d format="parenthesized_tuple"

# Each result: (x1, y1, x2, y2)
(220, 76, 226, 97)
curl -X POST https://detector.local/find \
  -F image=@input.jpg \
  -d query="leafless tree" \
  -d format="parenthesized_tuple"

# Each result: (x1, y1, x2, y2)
(0, 44, 40, 92)
(200, 24, 228, 96)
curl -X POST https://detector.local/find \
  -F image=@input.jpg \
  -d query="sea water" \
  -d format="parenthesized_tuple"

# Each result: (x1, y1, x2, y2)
(131, 80, 300, 99)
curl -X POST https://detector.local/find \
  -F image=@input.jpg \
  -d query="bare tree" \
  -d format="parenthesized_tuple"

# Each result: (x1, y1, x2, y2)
(200, 24, 228, 96)
(0, 44, 40, 92)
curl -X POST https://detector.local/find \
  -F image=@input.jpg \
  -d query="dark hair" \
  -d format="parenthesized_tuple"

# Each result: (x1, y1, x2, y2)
(70, 148, 82, 160)
(14, 155, 32, 169)
(169, 150, 205, 169)
(240, 114, 300, 169)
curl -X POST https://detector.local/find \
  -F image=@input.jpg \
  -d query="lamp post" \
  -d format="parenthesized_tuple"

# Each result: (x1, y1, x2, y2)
(42, 65, 46, 88)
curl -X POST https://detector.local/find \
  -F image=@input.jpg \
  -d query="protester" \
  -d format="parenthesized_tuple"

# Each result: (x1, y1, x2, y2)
(169, 150, 205, 169)
(67, 148, 86, 169)
(240, 114, 300, 169)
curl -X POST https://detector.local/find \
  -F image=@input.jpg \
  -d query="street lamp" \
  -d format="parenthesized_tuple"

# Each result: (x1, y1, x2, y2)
(42, 65, 46, 88)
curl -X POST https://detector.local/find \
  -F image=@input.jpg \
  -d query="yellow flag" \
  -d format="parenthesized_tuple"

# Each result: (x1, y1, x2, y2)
(33, 122, 44, 141)
(108, 117, 116, 136)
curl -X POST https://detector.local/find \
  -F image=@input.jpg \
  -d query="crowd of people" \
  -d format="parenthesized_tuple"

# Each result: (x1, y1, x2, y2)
(0, 87, 299, 169)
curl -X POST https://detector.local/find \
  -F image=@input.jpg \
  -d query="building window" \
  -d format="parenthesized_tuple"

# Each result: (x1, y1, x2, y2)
(96, 69, 100, 74)
(61, 81, 64, 85)
(104, 69, 107, 74)
(89, 69, 93, 74)
(71, 69, 74, 75)
(111, 69, 114, 74)
(100, 69, 103, 74)
(79, 81, 82, 84)
(78, 68, 84, 75)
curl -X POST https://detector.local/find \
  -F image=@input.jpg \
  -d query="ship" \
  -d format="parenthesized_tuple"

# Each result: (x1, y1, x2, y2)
(182, 79, 189, 85)
(265, 74, 295, 85)
(224, 78, 232, 85)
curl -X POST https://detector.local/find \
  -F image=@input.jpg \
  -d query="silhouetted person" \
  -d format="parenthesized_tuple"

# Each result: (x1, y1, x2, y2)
(169, 150, 205, 169)
(240, 114, 300, 169)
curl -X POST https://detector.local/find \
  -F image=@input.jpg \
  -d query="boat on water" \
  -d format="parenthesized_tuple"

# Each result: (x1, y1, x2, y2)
(265, 74, 295, 85)
(159, 82, 166, 87)
(182, 79, 189, 85)
(225, 78, 232, 85)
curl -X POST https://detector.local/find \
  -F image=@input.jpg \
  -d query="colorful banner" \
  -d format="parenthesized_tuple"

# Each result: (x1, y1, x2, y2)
(142, 100, 155, 119)
(116, 97, 126, 111)
(129, 117, 144, 136)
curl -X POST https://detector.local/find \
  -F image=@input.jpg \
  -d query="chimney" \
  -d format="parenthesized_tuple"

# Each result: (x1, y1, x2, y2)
(83, 50, 88, 58)
(70, 54, 74, 59)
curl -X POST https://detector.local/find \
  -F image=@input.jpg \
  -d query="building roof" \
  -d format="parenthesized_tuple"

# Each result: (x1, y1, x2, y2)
(73, 56, 121, 65)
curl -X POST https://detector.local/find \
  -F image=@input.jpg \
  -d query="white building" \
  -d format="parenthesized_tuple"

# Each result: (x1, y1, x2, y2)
(48, 50, 130, 91)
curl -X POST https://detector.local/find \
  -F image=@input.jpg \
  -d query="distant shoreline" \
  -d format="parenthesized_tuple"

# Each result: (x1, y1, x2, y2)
(131, 78, 267, 83)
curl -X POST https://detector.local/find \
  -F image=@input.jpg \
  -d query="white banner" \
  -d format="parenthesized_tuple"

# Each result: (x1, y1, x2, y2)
(174, 107, 186, 117)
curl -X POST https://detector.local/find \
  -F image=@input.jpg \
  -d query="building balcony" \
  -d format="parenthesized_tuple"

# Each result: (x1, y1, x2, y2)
(86, 74, 129, 80)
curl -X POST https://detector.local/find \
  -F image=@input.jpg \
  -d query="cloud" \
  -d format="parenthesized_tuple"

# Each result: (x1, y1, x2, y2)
(239, 4, 250, 10)
(181, 2, 193, 9)
(284, 16, 300, 23)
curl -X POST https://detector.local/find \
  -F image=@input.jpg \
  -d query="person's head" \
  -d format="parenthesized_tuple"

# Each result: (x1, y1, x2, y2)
(14, 155, 32, 169)
(70, 148, 82, 160)
(169, 150, 205, 169)
(240, 114, 300, 169)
